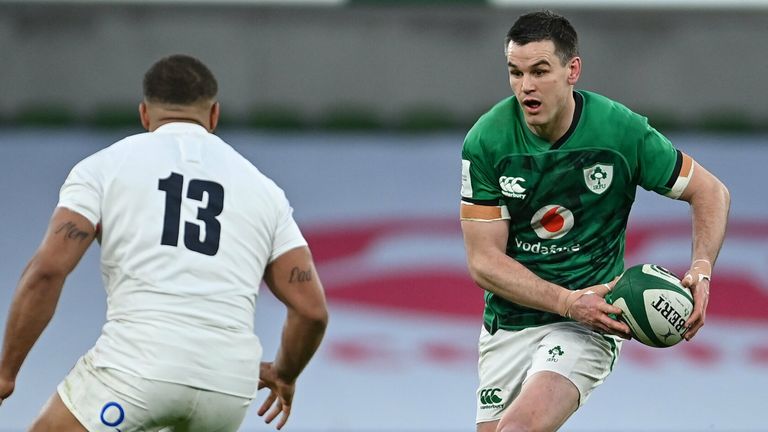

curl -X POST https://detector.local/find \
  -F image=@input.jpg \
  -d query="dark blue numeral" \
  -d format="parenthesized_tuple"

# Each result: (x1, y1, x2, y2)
(158, 173, 184, 246)
(158, 172, 224, 256)
(184, 179, 224, 256)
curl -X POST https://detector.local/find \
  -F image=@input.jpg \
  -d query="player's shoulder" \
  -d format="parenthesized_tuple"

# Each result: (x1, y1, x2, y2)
(209, 136, 271, 179)
(68, 131, 145, 173)
(98, 130, 154, 156)
(469, 96, 519, 134)
(464, 96, 520, 153)
(580, 90, 649, 129)
(211, 139, 288, 196)
(578, 89, 661, 158)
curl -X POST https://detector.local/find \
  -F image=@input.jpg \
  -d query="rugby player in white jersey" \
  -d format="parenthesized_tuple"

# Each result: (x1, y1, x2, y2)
(0, 54, 328, 431)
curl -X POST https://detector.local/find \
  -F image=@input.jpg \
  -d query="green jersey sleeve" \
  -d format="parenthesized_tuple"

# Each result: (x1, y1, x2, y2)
(636, 121, 680, 195)
(461, 128, 502, 204)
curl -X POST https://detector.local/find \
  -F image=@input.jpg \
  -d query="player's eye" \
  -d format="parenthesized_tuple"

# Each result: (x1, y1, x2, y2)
(509, 70, 523, 78)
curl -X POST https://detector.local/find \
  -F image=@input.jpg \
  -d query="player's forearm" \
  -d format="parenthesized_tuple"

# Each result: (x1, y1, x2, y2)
(688, 178, 730, 266)
(0, 262, 65, 381)
(273, 307, 328, 383)
(467, 250, 566, 316)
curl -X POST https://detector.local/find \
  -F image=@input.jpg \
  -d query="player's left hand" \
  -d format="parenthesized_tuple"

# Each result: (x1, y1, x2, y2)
(257, 361, 295, 430)
(681, 259, 712, 341)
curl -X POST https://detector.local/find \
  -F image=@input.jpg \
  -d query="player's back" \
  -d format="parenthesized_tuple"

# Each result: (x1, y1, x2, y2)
(59, 122, 305, 397)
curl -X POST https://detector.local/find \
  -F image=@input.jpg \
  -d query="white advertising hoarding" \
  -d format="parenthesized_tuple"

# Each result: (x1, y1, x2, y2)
(0, 130, 765, 431)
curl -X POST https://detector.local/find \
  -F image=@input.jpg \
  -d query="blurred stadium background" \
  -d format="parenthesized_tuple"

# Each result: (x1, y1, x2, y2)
(1, 1, 766, 431)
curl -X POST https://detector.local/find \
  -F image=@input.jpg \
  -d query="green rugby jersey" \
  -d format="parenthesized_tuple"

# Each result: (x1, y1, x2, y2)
(461, 90, 684, 332)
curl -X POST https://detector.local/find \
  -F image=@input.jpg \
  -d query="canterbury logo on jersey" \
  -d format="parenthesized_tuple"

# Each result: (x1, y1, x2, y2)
(499, 176, 527, 199)
(479, 388, 504, 407)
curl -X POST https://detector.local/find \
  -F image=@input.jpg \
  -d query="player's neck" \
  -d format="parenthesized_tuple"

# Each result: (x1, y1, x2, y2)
(143, 102, 215, 132)
(152, 117, 208, 131)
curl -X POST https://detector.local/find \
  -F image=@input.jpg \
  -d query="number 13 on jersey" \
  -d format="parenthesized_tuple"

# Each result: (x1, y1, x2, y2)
(158, 172, 224, 256)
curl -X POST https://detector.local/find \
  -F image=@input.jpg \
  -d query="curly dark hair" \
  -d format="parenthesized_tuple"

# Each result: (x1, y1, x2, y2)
(143, 54, 218, 104)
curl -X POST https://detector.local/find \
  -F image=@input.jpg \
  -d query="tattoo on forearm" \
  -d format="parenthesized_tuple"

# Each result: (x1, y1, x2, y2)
(289, 266, 313, 283)
(54, 221, 90, 242)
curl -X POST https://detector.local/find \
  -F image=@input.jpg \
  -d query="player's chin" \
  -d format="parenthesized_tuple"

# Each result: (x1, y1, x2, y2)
(523, 112, 546, 125)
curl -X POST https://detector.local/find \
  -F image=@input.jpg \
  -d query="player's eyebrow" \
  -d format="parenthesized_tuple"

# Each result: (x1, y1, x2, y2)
(507, 59, 552, 69)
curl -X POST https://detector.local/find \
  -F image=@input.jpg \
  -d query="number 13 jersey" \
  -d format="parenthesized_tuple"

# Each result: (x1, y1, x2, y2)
(57, 122, 307, 398)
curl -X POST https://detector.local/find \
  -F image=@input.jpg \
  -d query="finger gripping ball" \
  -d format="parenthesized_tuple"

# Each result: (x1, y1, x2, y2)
(605, 264, 693, 347)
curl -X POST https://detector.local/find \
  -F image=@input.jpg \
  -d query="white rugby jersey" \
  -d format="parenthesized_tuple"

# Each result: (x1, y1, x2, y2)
(57, 122, 307, 398)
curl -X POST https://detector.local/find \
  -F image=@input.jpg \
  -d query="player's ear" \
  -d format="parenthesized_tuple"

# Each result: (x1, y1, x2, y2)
(139, 102, 150, 131)
(567, 56, 581, 85)
(209, 101, 220, 132)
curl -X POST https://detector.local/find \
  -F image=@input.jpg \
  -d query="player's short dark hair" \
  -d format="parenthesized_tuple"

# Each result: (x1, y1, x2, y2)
(505, 10, 579, 65)
(143, 54, 218, 105)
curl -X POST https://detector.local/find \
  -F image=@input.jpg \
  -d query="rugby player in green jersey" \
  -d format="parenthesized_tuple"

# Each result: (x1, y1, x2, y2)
(460, 10, 730, 432)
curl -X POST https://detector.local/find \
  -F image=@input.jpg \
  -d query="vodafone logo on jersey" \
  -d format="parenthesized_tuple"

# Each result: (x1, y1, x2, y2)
(530, 205, 574, 239)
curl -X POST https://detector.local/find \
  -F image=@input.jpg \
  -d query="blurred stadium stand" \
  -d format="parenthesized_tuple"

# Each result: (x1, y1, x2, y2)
(1, 1, 767, 132)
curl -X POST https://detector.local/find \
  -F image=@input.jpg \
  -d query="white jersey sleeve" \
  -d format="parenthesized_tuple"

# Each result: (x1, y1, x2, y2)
(270, 191, 308, 262)
(58, 151, 108, 227)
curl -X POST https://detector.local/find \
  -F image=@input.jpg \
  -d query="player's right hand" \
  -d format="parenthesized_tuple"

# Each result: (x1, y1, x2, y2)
(563, 279, 631, 339)
(681, 259, 712, 341)
(257, 361, 295, 430)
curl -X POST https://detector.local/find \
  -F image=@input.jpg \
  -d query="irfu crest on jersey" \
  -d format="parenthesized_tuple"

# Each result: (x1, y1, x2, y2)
(583, 163, 613, 195)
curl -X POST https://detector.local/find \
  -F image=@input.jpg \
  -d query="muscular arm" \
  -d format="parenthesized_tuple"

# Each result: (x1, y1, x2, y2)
(462, 219, 565, 313)
(0, 208, 95, 398)
(258, 246, 328, 429)
(678, 161, 730, 267)
(677, 160, 730, 340)
(263, 246, 328, 383)
(461, 216, 628, 336)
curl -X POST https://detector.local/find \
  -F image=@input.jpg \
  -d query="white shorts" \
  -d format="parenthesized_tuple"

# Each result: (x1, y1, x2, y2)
(57, 351, 252, 432)
(476, 321, 622, 424)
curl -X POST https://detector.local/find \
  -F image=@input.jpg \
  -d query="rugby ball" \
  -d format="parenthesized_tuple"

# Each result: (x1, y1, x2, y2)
(605, 264, 693, 348)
